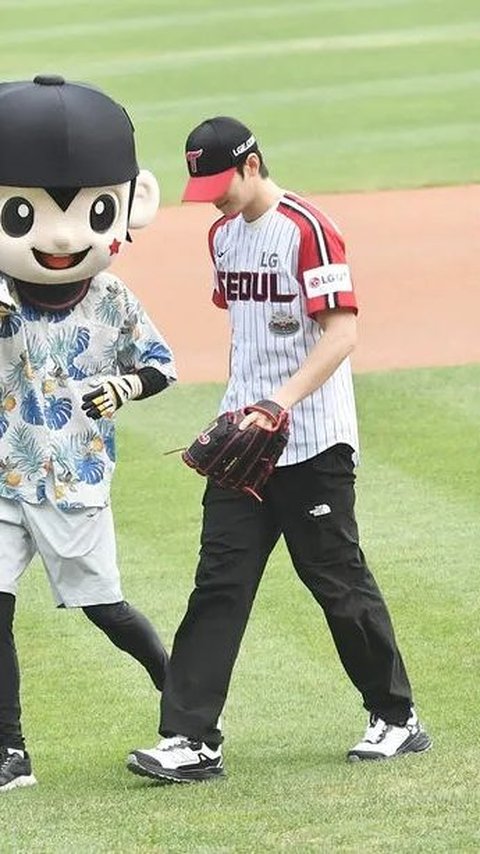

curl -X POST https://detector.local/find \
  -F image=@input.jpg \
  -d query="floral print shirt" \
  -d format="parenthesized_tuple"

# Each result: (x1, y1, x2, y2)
(0, 271, 176, 509)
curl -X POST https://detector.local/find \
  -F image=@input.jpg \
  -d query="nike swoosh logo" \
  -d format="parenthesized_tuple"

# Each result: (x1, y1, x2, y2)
(216, 249, 229, 259)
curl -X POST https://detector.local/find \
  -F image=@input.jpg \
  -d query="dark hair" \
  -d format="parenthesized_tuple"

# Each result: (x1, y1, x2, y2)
(236, 149, 269, 179)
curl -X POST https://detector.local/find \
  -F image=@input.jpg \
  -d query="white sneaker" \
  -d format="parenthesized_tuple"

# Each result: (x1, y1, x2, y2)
(0, 748, 37, 791)
(127, 735, 224, 783)
(347, 710, 432, 761)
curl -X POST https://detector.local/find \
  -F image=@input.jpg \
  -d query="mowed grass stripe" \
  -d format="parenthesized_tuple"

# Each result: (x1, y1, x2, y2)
(356, 365, 480, 505)
(132, 69, 480, 118)
(2, 21, 479, 80)
(0, 0, 452, 22)
(0, 0, 430, 44)
(270, 122, 480, 154)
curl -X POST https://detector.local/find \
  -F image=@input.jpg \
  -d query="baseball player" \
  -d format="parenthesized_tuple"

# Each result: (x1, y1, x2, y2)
(0, 76, 176, 791)
(127, 117, 431, 783)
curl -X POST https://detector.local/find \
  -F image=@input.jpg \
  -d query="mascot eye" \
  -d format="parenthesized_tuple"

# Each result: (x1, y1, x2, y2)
(89, 195, 117, 232)
(1, 197, 34, 237)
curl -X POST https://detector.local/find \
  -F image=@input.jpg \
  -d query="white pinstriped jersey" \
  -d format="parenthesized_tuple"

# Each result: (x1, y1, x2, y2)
(209, 192, 359, 466)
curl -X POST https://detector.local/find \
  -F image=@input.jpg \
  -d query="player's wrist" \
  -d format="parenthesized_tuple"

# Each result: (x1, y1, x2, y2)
(267, 395, 290, 412)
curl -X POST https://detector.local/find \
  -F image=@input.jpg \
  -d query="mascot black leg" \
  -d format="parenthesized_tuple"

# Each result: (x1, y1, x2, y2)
(82, 601, 168, 691)
(0, 593, 24, 750)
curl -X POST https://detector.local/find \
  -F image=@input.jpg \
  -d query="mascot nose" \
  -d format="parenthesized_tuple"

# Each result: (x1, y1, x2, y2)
(51, 233, 75, 252)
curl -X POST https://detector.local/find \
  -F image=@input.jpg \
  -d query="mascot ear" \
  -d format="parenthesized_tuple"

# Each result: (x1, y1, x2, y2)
(128, 169, 160, 229)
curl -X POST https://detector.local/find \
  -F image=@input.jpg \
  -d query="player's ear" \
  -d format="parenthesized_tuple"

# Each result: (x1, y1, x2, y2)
(128, 169, 160, 229)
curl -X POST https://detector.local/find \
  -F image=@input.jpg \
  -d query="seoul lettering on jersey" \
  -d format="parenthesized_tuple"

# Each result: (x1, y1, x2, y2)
(217, 270, 295, 303)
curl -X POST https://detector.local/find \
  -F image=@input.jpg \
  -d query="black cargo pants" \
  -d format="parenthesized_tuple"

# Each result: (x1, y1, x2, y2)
(160, 444, 412, 745)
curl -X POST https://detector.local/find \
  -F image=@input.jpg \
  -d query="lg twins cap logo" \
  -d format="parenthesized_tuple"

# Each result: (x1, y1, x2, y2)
(232, 135, 256, 158)
(186, 148, 204, 174)
(304, 264, 353, 299)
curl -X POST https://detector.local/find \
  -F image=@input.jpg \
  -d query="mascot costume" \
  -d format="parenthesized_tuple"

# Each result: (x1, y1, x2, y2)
(0, 75, 176, 791)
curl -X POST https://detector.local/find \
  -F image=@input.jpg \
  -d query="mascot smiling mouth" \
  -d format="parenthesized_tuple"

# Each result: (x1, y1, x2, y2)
(32, 247, 91, 270)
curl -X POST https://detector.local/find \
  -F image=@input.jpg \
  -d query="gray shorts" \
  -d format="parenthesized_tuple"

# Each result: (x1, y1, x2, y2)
(0, 491, 123, 608)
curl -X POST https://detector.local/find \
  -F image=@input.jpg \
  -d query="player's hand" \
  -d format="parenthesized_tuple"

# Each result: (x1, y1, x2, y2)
(238, 399, 288, 431)
(81, 374, 143, 420)
(239, 410, 272, 431)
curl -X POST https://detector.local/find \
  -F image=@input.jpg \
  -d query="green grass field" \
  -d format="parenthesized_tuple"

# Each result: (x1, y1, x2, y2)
(1, 368, 480, 852)
(1, 1, 479, 851)
(0, 0, 479, 200)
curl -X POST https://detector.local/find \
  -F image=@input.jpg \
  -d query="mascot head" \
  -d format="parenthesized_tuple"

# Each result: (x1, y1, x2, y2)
(0, 75, 158, 292)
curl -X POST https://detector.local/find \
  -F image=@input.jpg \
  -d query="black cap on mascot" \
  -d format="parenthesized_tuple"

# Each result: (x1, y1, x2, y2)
(0, 74, 139, 187)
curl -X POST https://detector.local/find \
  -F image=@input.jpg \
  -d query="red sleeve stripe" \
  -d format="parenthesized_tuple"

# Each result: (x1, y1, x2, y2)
(307, 295, 329, 314)
(280, 193, 331, 265)
(308, 292, 357, 317)
(334, 292, 357, 312)
(208, 214, 228, 261)
(212, 287, 227, 309)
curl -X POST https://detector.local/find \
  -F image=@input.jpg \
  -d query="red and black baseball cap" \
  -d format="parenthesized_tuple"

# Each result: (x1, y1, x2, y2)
(182, 116, 259, 202)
